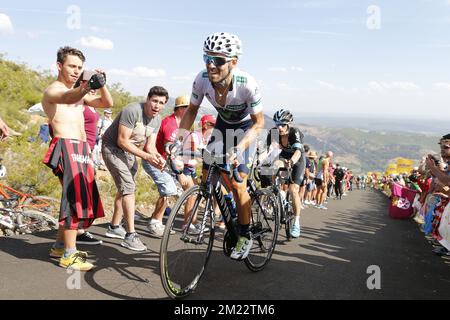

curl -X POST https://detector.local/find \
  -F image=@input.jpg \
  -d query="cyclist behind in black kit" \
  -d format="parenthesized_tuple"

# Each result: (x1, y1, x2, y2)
(265, 109, 306, 238)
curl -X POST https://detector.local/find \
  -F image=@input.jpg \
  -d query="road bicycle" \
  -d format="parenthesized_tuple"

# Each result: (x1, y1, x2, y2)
(159, 149, 280, 299)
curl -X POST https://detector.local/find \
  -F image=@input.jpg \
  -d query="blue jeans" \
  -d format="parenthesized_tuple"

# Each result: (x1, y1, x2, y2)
(142, 160, 177, 197)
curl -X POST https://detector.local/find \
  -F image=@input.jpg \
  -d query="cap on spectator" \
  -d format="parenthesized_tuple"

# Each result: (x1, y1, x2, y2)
(175, 95, 189, 109)
(439, 133, 450, 145)
(307, 151, 318, 159)
(200, 115, 216, 126)
(104, 109, 113, 114)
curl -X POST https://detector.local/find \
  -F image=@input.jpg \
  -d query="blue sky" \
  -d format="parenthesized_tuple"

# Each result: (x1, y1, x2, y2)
(1, 0, 450, 119)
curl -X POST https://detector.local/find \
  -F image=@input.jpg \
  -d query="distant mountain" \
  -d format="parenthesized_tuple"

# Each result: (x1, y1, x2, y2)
(293, 123, 439, 174)
(294, 113, 449, 136)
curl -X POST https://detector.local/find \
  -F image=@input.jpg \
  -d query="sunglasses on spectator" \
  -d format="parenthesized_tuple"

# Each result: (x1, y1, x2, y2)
(203, 55, 233, 67)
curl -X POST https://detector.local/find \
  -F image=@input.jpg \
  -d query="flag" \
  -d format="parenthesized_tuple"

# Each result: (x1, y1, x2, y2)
(389, 183, 418, 219)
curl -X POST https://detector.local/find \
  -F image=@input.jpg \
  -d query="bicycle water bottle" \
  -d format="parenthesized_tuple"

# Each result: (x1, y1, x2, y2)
(224, 193, 237, 220)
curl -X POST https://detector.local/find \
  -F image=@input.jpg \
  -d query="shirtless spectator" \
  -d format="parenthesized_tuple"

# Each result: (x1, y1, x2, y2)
(315, 151, 333, 210)
(73, 76, 114, 246)
(42, 46, 110, 271)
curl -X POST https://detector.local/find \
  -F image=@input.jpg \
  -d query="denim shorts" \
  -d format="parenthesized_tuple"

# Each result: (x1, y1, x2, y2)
(142, 160, 178, 197)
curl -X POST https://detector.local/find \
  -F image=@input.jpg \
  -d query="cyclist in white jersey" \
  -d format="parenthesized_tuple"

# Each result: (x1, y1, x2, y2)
(172, 32, 265, 260)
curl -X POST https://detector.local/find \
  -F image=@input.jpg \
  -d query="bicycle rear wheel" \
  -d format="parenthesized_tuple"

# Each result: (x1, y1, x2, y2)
(19, 210, 59, 232)
(160, 185, 215, 299)
(245, 188, 280, 272)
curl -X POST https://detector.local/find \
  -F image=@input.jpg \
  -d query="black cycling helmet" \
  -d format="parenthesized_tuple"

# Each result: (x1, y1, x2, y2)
(273, 109, 293, 126)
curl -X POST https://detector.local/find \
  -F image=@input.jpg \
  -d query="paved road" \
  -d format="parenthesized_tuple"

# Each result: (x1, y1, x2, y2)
(1, 189, 449, 300)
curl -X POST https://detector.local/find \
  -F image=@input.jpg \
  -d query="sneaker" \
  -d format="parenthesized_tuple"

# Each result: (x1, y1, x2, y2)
(432, 246, 450, 256)
(230, 236, 253, 260)
(59, 252, 94, 271)
(182, 223, 210, 235)
(290, 224, 301, 238)
(319, 205, 328, 210)
(121, 233, 147, 252)
(147, 222, 175, 238)
(50, 248, 88, 259)
(105, 225, 127, 240)
(76, 232, 103, 245)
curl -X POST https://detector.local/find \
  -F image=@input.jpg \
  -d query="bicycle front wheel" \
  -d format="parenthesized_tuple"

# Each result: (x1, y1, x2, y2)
(160, 185, 215, 299)
(245, 187, 280, 272)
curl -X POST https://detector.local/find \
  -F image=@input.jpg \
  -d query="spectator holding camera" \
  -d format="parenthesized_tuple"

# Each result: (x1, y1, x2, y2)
(42, 46, 110, 271)
(426, 135, 450, 188)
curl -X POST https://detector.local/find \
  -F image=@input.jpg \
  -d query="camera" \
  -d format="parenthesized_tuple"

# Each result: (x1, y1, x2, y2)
(428, 154, 441, 166)
(82, 70, 97, 81)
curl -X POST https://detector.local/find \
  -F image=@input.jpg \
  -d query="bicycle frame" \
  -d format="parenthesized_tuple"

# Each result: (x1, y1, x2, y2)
(180, 150, 273, 249)
(0, 183, 50, 210)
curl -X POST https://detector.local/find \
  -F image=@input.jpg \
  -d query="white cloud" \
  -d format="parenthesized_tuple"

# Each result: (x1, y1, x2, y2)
(269, 66, 303, 73)
(369, 81, 385, 91)
(25, 31, 39, 39)
(434, 82, 450, 90)
(171, 72, 197, 81)
(79, 36, 114, 50)
(368, 81, 420, 92)
(109, 67, 166, 78)
(132, 66, 166, 78)
(0, 13, 14, 35)
(391, 81, 420, 91)
(317, 80, 337, 90)
(291, 66, 304, 72)
(268, 67, 288, 73)
(109, 68, 134, 77)
(303, 1, 333, 9)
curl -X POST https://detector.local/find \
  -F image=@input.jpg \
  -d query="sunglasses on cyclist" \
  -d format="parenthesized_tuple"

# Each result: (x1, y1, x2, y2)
(203, 55, 233, 67)
(276, 124, 288, 128)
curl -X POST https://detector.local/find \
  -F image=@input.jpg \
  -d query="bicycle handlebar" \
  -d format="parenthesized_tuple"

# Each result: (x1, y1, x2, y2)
(167, 150, 243, 183)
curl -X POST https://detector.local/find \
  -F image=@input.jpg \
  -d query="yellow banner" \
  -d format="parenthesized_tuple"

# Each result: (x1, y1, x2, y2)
(385, 163, 398, 176)
(396, 158, 414, 174)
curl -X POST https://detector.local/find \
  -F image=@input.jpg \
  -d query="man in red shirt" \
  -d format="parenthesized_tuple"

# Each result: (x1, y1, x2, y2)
(156, 95, 189, 158)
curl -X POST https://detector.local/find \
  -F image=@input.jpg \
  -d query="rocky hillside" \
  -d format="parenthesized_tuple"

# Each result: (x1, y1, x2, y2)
(296, 124, 438, 174)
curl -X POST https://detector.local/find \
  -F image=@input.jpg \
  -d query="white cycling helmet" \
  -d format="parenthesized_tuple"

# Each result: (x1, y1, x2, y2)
(0, 165, 6, 179)
(203, 32, 243, 58)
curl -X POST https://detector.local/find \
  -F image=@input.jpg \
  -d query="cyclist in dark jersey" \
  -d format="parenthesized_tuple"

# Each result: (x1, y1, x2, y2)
(265, 109, 306, 238)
